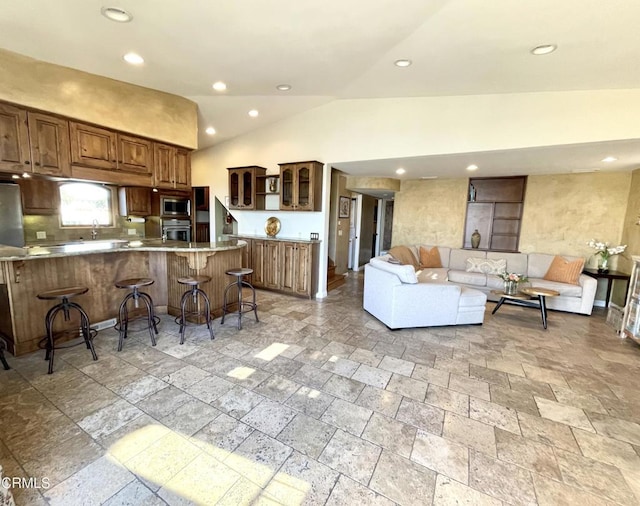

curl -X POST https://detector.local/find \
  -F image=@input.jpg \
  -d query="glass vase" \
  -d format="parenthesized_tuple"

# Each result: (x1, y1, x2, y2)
(504, 280, 518, 295)
(598, 256, 609, 273)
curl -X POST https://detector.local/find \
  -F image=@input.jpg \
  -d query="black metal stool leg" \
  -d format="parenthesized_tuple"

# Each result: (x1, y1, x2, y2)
(241, 281, 259, 323)
(179, 290, 190, 345)
(69, 301, 98, 361)
(196, 288, 215, 340)
(0, 348, 9, 370)
(117, 292, 134, 351)
(139, 292, 159, 335)
(45, 305, 64, 374)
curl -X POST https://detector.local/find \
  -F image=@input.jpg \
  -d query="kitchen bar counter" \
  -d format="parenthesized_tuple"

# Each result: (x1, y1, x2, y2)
(0, 239, 247, 355)
(230, 234, 320, 244)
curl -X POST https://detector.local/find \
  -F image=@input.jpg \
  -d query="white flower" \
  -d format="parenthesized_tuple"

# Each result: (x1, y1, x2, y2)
(587, 239, 626, 258)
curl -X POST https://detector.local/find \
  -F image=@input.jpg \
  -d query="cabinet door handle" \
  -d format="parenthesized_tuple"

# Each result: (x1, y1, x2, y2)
(24, 160, 30, 164)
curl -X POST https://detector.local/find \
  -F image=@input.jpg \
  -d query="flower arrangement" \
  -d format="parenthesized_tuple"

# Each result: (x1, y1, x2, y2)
(498, 272, 529, 283)
(587, 239, 626, 272)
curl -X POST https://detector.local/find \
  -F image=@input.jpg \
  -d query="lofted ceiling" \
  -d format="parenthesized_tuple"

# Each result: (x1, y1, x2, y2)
(1, 0, 640, 179)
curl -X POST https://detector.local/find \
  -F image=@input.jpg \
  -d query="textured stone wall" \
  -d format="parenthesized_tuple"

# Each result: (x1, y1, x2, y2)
(0, 49, 197, 148)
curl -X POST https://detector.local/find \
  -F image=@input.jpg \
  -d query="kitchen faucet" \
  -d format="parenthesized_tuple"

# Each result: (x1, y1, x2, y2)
(91, 219, 98, 240)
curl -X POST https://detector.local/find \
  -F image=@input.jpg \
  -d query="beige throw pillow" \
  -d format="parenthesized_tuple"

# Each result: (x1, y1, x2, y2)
(543, 256, 584, 285)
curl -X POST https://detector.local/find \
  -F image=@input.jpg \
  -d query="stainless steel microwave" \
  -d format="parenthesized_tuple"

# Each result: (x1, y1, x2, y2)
(161, 196, 190, 217)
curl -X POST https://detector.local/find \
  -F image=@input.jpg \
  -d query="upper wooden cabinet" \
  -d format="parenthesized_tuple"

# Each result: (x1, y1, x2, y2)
(118, 187, 151, 217)
(0, 103, 31, 173)
(118, 135, 152, 175)
(153, 143, 191, 190)
(70, 122, 117, 170)
(27, 112, 71, 177)
(19, 178, 60, 215)
(279, 161, 323, 211)
(228, 166, 267, 210)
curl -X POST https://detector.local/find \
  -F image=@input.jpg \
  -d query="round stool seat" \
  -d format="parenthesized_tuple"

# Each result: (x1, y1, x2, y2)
(225, 268, 254, 277)
(178, 275, 211, 286)
(37, 286, 89, 300)
(115, 278, 154, 289)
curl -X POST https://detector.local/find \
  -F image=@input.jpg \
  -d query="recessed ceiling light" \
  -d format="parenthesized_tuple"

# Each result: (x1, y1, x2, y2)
(530, 44, 557, 55)
(466, 164, 479, 171)
(420, 176, 438, 179)
(123, 52, 144, 65)
(601, 156, 617, 163)
(101, 7, 133, 22)
(11, 174, 20, 179)
(205, 127, 216, 135)
(152, 188, 159, 192)
(212, 81, 227, 92)
(21, 172, 31, 178)
(248, 109, 259, 118)
(395, 168, 406, 175)
(276, 84, 292, 91)
(572, 168, 600, 173)
(394, 59, 412, 67)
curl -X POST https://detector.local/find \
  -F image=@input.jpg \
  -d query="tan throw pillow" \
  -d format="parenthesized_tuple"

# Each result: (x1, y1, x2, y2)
(466, 257, 506, 274)
(388, 246, 419, 270)
(543, 256, 584, 285)
(419, 246, 442, 268)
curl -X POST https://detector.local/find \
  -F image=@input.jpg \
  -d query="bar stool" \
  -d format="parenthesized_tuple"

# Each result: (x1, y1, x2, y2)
(176, 275, 215, 344)
(115, 278, 159, 351)
(37, 286, 97, 374)
(221, 268, 259, 330)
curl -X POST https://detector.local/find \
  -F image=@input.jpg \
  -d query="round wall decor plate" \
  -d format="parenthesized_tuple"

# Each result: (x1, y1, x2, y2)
(265, 217, 281, 237)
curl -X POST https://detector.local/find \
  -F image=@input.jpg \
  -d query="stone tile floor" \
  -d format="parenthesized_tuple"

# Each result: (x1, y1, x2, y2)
(1, 273, 640, 505)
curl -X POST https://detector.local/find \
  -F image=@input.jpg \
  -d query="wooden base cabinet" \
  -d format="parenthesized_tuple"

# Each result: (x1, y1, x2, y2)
(242, 237, 318, 298)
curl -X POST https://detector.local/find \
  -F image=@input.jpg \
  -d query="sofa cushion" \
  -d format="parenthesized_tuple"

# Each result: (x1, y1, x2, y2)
(370, 257, 418, 284)
(527, 278, 583, 297)
(448, 270, 487, 287)
(488, 251, 527, 275)
(458, 286, 488, 307)
(528, 252, 584, 278)
(543, 255, 584, 285)
(466, 257, 506, 275)
(419, 246, 442, 268)
(450, 248, 485, 270)
(486, 275, 507, 290)
(417, 267, 449, 283)
(388, 246, 420, 270)
(419, 245, 451, 268)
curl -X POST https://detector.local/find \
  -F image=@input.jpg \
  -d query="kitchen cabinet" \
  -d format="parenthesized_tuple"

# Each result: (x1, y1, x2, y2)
(153, 143, 191, 190)
(70, 122, 117, 170)
(19, 178, 60, 215)
(463, 176, 526, 252)
(228, 166, 267, 210)
(27, 112, 71, 177)
(118, 187, 151, 217)
(239, 237, 318, 298)
(279, 160, 323, 211)
(0, 103, 31, 173)
(117, 134, 152, 175)
(622, 256, 640, 345)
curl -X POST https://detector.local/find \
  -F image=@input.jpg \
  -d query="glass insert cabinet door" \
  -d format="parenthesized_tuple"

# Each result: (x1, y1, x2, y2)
(229, 171, 239, 207)
(297, 166, 311, 209)
(242, 170, 253, 207)
(281, 166, 294, 209)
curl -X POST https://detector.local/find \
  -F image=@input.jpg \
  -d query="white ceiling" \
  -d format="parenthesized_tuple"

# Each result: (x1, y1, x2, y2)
(2, 0, 640, 179)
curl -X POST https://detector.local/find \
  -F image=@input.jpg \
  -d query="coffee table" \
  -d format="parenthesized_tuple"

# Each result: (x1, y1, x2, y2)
(491, 286, 560, 329)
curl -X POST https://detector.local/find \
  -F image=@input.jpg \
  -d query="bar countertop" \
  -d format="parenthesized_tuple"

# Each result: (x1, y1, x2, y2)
(0, 238, 247, 262)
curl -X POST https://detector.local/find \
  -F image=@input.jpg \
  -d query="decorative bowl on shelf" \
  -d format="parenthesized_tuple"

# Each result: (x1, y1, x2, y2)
(265, 217, 281, 237)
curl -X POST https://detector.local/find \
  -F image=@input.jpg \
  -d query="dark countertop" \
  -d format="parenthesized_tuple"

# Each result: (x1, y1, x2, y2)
(0, 238, 248, 262)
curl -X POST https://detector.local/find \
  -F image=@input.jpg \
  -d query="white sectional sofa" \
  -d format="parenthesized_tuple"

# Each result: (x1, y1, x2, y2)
(363, 257, 487, 329)
(364, 245, 598, 330)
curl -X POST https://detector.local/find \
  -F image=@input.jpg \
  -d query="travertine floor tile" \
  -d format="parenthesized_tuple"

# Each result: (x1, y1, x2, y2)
(160, 398, 220, 436)
(369, 450, 436, 506)
(549, 385, 607, 414)
(240, 399, 297, 437)
(469, 397, 520, 434)
(378, 355, 415, 376)
(318, 429, 381, 485)
(355, 385, 402, 417)
(102, 479, 165, 506)
(348, 348, 383, 367)
(535, 396, 595, 432)
(411, 429, 469, 484)
(426, 384, 469, 417)
(448, 373, 490, 401)
(322, 374, 365, 402)
(433, 474, 501, 506)
(411, 364, 450, 387)
(385, 373, 428, 401)
(362, 412, 417, 458)
(320, 398, 372, 436)
(276, 413, 335, 459)
(555, 447, 637, 505)
(325, 474, 395, 506)
(443, 411, 496, 457)
(587, 411, 640, 445)
(532, 473, 618, 506)
(396, 397, 445, 435)
(351, 364, 392, 389)
(469, 450, 537, 506)
(321, 357, 360, 377)
(495, 427, 561, 480)
(522, 363, 569, 387)
(211, 385, 266, 419)
(284, 385, 335, 418)
(192, 412, 254, 458)
(572, 427, 640, 470)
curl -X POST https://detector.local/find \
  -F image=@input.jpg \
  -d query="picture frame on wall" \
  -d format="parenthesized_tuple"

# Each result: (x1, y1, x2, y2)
(339, 196, 350, 218)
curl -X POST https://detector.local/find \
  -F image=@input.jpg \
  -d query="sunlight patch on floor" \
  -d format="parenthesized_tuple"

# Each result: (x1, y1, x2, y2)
(254, 343, 289, 362)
